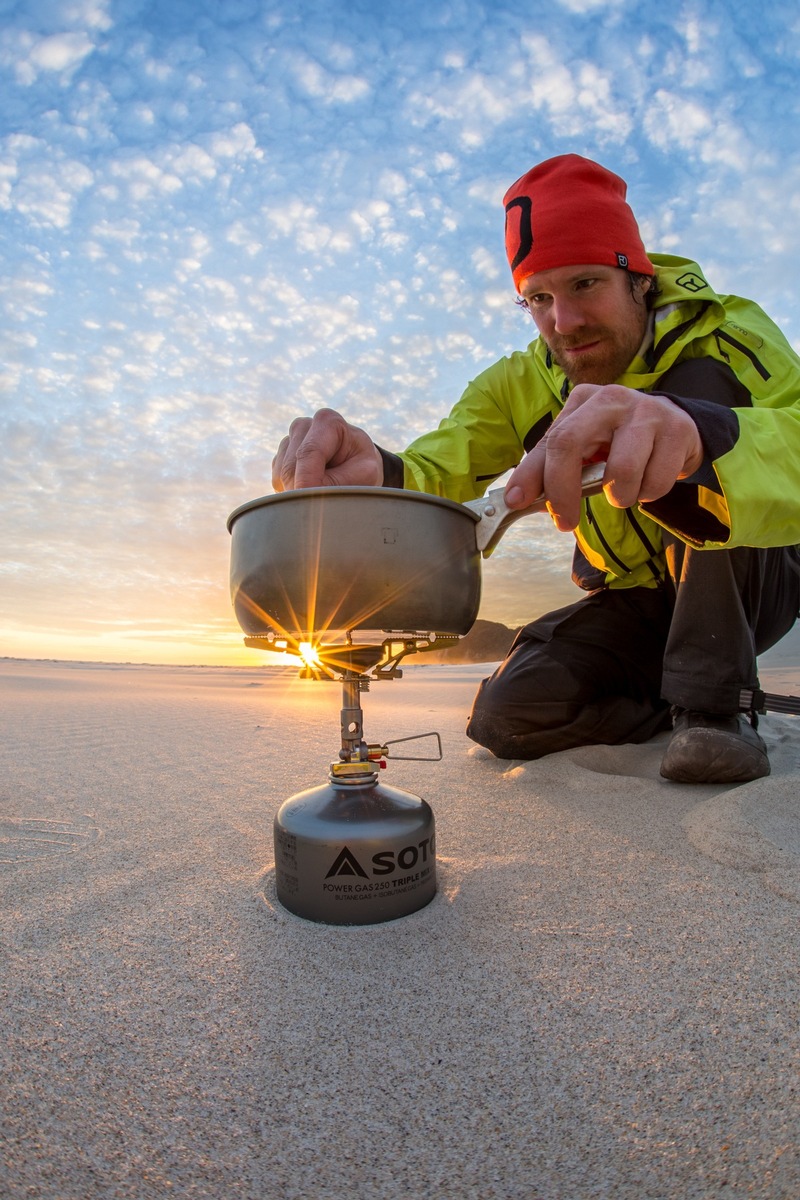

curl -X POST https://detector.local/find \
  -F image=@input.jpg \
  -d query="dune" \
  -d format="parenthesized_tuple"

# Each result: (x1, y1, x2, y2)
(1, 654, 798, 1198)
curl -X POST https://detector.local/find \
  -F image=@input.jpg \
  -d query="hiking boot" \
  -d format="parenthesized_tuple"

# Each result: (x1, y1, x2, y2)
(659, 708, 770, 784)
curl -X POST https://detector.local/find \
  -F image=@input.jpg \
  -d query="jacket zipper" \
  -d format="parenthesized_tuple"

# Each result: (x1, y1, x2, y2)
(584, 498, 663, 581)
(645, 302, 712, 371)
(584, 497, 632, 575)
(714, 330, 771, 381)
(624, 507, 663, 580)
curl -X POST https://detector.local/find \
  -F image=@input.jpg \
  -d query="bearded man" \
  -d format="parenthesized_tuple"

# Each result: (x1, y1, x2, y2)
(273, 155, 800, 784)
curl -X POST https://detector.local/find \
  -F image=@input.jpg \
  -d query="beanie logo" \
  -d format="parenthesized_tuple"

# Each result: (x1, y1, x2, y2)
(505, 195, 533, 273)
(676, 272, 707, 293)
(616, 253, 629, 269)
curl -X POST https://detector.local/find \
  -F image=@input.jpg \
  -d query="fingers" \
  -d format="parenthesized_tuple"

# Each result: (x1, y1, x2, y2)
(271, 408, 384, 491)
(503, 384, 606, 528)
(272, 417, 313, 491)
(292, 412, 342, 490)
(272, 436, 290, 492)
(504, 386, 704, 532)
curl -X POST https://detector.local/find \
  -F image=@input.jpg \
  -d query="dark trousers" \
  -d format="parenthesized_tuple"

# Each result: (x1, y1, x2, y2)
(466, 538, 800, 762)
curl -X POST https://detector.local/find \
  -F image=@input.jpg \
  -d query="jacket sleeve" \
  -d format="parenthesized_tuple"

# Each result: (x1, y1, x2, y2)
(640, 329, 800, 549)
(394, 355, 541, 504)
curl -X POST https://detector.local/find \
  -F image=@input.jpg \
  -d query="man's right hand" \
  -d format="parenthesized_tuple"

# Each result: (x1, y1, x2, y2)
(272, 408, 384, 491)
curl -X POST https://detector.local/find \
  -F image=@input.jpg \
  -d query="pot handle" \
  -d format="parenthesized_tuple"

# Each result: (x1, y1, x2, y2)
(466, 461, 607, 555)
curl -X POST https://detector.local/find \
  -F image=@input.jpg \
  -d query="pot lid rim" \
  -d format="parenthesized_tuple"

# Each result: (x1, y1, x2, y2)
(227, 486, 480, 532)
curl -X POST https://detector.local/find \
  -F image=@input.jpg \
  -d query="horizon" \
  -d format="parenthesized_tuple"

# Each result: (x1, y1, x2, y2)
(5, 615, 800, 677)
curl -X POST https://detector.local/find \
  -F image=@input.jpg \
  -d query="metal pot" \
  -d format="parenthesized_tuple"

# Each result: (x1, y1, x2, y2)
(227, 463, 605, 641)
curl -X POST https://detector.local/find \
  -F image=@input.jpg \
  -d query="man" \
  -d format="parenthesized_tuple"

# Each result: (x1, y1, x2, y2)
(273, 154, 800, 784)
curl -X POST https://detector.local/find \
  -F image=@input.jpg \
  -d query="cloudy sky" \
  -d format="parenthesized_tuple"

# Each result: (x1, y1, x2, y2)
(3, 0, 800, 666)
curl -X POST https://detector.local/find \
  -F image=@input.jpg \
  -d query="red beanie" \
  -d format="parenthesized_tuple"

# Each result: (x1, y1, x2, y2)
(503, 154, 654, 291)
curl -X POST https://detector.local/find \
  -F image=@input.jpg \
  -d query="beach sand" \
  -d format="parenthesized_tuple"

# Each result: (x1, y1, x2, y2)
(1, 654, 798, 1199)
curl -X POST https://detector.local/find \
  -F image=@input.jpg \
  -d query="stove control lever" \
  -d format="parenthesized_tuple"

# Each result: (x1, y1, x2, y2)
(378, 731, 442, 761)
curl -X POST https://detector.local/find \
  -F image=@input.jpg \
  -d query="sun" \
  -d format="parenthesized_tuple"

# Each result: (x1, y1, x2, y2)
(297, 641, 322, 669)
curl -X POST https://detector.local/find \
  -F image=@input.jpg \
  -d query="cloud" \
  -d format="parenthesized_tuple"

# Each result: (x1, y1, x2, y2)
(520, 34, 634, 143)
(0, 134, 94, 227)
(404, 31, 636, 150)
(166, 143, 217, 182)
(644, 89, 714, 152)
(405, 70, 515, 147)
(1, 266, 53, 308)
(88, 216, 141, 243)
(109, 153, 182, 200)
(472, 247, 501, 281)
(3, 30, 97, 85)
(207, 122, 261, 160)
(288, 52, 370, 103)
(555, 0, 625, 12)
(260, 197, 355, 267)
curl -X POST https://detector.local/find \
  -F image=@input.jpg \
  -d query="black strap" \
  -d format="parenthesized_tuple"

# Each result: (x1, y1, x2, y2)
(740, 688, 800, 716)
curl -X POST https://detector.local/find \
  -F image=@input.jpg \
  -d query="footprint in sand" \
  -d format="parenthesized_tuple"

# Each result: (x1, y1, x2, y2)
(0, 815, 99, 865)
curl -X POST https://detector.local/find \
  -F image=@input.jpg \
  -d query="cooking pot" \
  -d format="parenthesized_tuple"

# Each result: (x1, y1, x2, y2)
(227, 463, 606, 641)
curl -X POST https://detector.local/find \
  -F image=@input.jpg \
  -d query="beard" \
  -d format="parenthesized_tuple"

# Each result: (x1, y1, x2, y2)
(545, 297, 651, 385)
(546, 326, 646, 385)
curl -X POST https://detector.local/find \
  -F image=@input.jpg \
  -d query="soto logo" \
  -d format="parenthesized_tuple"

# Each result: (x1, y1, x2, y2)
(324, 835, 436, 880)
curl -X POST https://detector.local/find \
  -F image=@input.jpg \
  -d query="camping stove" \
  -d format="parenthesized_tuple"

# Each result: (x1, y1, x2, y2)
(247, 632, 458, 925)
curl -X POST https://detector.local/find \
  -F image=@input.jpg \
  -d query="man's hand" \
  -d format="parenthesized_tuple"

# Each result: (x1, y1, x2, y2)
(503, 384, 705, 531)
(272, 408, 384, 491)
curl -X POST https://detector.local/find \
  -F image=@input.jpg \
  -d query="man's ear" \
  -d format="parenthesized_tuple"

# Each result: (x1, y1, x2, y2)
(636, 274, 656, 305)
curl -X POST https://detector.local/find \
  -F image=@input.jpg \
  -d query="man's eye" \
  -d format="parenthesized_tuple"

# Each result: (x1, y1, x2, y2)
(516, 292, 550, 312)
(575, 278, 597, 291)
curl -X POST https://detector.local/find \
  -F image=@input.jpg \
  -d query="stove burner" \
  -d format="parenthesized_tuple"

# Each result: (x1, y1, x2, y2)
(247, 630, 456, 925)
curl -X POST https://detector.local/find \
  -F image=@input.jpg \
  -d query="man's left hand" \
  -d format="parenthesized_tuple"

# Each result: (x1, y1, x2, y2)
(503, 383, 705, 532)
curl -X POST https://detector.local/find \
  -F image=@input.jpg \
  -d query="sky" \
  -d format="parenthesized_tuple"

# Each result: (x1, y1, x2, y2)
(2, 0, 800, 667)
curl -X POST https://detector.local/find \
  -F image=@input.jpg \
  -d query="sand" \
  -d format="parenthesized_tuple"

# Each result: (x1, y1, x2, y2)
(1, 655, 799, 1200)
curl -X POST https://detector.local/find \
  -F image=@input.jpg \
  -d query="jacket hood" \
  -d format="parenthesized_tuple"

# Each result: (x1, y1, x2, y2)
(619, 253, 727, 387)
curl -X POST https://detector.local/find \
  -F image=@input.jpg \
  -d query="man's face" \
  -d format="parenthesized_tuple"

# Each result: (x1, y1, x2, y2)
(518, 264, 650, 385)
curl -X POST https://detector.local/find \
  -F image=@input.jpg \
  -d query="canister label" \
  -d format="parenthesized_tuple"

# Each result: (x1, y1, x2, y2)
(274, 826, 436, 924)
